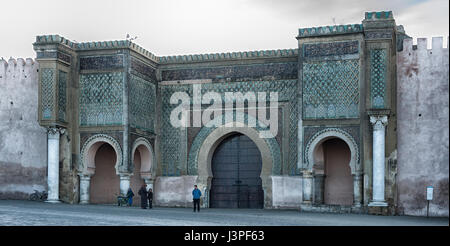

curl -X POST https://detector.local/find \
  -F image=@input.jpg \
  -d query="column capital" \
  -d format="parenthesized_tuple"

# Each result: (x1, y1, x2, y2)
(369, 115, 388, 130)
(118, 173, 132, 180)
(352, 171, 364, 178)
(302, 170, 314, 178)
(47, 126, 66, 136)
(78, 173, 92, 180)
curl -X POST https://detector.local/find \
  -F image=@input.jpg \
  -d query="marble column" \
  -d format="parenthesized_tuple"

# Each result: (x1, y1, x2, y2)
(352, 172, 363, 207)
(46, 127, 64, 203)
(302, 170, 314, 204)
(119, 174, 131, 196)
(79, 175, 91, 204)
(369, 115, 388, 207)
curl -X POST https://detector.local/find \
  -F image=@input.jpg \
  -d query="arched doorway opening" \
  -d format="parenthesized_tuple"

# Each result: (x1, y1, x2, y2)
(130, 138, 154, 206)
(130, 149, 145, 206)
(89, 143, 120, 204)
(210, 133, 264, 208)
(313, 138, 353, 205)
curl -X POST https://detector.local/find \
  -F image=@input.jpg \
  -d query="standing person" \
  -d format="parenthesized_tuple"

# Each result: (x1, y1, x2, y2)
(126, 187, 134, 206)
(192, 185, 202, 212)
(147, 188, 153, 209)
(138, 184, 148, 209)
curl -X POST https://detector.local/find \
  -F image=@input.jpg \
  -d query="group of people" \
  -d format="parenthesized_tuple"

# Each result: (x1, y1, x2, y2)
(125, 184, 153, 209)
(124, 184, 202, 212)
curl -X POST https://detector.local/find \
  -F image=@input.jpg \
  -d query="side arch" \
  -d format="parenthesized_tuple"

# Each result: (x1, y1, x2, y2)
(305, 128, 360, 174)
(131, 137, 156, 179)
(79, 134, 122, 176)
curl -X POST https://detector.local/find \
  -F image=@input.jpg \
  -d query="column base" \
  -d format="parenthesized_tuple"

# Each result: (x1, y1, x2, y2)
(353, 203, 362, 208)
(45, 199, 61, 204)
(79, 201, 89, 205)
(368, 201, 388, 207)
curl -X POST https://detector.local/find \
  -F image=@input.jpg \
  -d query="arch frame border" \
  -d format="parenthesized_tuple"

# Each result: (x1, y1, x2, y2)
(187, 112, 282, 176)
(304, 127, 360, 174)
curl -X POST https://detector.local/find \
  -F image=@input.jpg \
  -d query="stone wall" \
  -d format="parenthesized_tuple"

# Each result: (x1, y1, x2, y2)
(0, 58, 47, 199)
(397, 37, 449, 217)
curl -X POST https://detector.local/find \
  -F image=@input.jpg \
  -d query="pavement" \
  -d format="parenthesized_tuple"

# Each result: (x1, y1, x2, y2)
(0, 200, 448, 226)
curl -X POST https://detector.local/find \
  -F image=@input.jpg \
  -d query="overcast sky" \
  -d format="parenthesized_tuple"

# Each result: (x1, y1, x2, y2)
(0, 0, 448, 59)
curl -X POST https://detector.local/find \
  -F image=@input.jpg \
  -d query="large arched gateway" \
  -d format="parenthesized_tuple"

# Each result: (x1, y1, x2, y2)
(33, 11, 414, 215)
(210, 133, 264, 208)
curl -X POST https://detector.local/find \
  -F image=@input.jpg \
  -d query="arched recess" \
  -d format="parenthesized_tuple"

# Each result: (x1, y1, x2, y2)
(129, 137, 155, 205)
(79, 134, 122, 204)
(131, 137, 155, 180)
(305, 128, 360, 174)
(79, 134, 123, 176)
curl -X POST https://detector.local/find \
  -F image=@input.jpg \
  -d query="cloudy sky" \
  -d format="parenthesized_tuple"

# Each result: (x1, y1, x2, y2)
(1, 0, 448, 59)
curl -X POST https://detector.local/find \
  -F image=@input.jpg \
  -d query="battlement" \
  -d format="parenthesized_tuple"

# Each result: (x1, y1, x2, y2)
(400, 37, 449, 53)
(35, 35, 159, 63)
(35, 34, 298, 65)
(35, 35, 77, 49)
(0, 58, 38, 74)
(297, 24, 363, 38)
(364, 11, 393, 20)
(157, 48, 298, 64)
(0, 58, 38, 87)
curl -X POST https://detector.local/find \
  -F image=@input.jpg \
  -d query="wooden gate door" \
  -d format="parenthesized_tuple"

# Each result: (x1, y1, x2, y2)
(210, 134, 263, 208)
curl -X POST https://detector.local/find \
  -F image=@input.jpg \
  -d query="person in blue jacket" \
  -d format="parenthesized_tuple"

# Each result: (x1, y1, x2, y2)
(126, 188, 134, 206)
(192, 185, 202, 212)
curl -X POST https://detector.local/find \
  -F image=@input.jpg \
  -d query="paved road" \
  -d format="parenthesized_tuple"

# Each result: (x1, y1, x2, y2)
(0, 200, 447, 226)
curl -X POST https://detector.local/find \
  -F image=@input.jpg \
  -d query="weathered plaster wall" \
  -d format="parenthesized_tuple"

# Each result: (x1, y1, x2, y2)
(271, 176, 302, 208)
(397, 37, 449, 217)
(0, 58, 47, 199)
(153, 176, 197, 207)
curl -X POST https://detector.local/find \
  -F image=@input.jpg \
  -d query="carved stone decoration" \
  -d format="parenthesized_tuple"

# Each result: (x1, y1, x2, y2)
(370, 115, 388, 130)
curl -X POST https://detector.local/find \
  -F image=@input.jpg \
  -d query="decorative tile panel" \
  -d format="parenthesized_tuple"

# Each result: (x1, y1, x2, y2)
(187, 111, 283, 176)
(80, 55, 124, 70)
(58, 71, 67, 122)
(79, 72, 124, 126)
(370, 49, 387, 108)
(131, 58, 157, 81)
(41, 68, 55, 119)
(303, 59, 360, 119)
(129, 74, 155, 132)
(161, 62, 298, 82)
(160, 80, 299, 176)
(36, 51, 71, 64)
(303, 41, 359, 58)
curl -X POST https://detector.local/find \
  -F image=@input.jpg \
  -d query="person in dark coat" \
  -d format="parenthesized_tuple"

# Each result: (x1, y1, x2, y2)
(126, 188, 134, 206)
(138, 184, 148, 209)
(147, 188, 153, 209)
